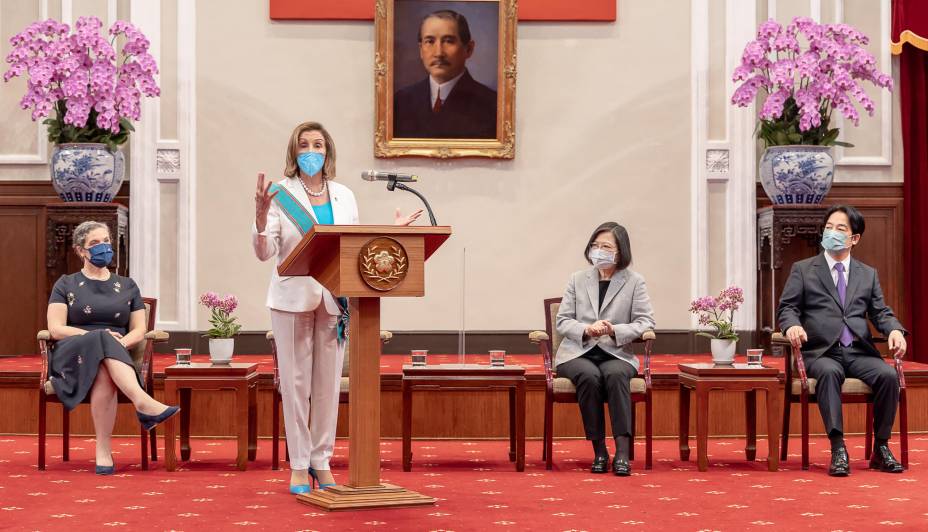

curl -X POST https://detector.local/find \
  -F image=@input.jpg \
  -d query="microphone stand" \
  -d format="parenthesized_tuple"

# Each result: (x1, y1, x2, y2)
(386, 177, 438, 226)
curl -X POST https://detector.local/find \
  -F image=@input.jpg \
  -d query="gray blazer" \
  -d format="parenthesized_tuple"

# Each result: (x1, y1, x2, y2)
(777, 253, 906, 360)
(554, 268, 656, 371)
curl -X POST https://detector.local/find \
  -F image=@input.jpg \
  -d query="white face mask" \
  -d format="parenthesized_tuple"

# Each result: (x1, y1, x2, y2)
(588, 248, 617, 270)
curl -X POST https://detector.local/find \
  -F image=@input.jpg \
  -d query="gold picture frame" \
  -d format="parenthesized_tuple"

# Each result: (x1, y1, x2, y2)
(374, 0, 517, 159)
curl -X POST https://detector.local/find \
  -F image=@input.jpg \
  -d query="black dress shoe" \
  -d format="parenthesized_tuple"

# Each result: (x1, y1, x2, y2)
(829, 447, 850, 477)
(591, 455, 610, 474)
(869, 444, 904, 473)
(612, 456, 631, 476)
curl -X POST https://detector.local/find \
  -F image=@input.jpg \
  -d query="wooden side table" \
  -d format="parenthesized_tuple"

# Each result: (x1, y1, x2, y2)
(163, 362, 258, 471)
(402, 364, 526, 472)
(678, 363, 781, 472)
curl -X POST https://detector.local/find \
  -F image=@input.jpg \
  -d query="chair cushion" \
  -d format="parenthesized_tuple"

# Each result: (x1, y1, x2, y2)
(553, 376, 645, 395)
(790, 377, 872, 395)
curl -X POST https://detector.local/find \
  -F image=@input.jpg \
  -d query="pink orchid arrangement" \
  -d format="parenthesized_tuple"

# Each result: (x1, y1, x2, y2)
(2, 17, 159, 151)
(689, 286, 744, 341)
(731, 17, 892, 147)
(199, 291, 241, 339)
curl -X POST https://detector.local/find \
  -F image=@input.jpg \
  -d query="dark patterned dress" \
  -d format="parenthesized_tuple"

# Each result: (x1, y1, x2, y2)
(47, 272, 145, 410)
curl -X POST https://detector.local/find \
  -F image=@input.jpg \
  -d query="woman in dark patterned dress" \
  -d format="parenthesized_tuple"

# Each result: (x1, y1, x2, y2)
(47, 221, 179, 475)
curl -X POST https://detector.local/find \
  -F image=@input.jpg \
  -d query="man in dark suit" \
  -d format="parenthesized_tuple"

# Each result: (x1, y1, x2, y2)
(393, 10, 497, 139)
(778, 205, 908, 476)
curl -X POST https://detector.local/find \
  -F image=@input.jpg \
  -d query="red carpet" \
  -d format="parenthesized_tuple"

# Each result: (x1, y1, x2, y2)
(2, 435, 926, 530)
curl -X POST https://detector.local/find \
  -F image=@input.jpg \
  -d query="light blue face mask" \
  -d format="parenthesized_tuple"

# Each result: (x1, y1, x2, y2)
(296, 151, 325, 177)
(821, 228, 849, 251)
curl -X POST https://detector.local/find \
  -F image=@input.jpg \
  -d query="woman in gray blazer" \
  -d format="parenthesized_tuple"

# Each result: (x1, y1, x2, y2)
(555, 222, 655, 476)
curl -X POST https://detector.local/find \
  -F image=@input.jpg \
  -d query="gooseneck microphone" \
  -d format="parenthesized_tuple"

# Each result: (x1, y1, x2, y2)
(361, 170, 418, 182)
(360, 170, 437, 226)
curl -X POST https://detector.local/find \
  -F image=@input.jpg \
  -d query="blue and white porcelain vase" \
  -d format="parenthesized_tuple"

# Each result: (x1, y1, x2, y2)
(758, 145, 835, 205)
(50, 143, 125, 202)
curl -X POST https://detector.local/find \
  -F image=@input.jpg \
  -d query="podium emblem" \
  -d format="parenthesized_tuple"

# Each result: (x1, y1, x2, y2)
(359, 237, 409, 291)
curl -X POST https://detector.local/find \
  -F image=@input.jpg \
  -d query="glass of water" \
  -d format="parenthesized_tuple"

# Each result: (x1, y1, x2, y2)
(746, 348, 764, 366)
(174, 348, 192, 366)
(411, 349, 428, 367)
(489, 350, 506, 367)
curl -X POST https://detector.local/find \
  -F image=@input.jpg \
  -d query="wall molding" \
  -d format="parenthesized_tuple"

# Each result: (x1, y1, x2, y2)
(0, 0, 49, 165)
(128, 0, 197, 331)
(691, 0, 757, 331)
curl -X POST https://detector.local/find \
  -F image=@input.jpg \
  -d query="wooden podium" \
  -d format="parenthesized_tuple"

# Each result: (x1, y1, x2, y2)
(278, 224, 451, 511)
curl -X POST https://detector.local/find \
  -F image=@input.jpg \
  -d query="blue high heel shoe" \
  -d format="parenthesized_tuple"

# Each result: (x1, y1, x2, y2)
(309, 468, 337, 490)
(137, 405, 180, 431)
(289, 484, 311, 495)
(95, 454, 115, 475)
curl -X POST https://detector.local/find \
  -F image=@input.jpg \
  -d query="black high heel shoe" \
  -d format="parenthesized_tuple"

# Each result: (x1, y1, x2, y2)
(95, 454, 115, 475)
(612, 456, 631, 476)
(137, 405, 180, 431)
(591, 454, 610, 474)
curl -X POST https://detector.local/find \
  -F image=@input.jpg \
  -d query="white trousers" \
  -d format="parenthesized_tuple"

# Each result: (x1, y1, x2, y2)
(270, 308, 344, 471)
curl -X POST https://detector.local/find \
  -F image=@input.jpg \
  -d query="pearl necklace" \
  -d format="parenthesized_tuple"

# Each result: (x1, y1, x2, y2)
(300, 177, 327, 198)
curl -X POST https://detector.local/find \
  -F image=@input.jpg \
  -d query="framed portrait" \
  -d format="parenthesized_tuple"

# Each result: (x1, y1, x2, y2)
(374, 0, 517, 159)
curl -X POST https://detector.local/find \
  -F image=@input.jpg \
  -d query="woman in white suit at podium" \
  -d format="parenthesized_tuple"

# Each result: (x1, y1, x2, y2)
(253, 121, 421, 495)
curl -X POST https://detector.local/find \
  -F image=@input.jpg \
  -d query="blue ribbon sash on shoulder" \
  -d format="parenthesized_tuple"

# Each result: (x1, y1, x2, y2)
(269, 182, 349, 342)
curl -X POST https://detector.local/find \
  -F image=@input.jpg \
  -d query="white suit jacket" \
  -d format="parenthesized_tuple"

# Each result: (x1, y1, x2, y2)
(252, 178, 359, 314)
(554, 268, 656, 372)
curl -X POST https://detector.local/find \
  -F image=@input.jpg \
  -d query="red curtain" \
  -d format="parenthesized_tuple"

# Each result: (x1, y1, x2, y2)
(894, 0, 928, 362)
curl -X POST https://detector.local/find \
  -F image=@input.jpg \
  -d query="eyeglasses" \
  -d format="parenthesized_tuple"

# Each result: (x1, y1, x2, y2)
(589, 243, 617, 252)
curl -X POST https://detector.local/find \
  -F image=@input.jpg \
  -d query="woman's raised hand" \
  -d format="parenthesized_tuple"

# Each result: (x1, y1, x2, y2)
(255, 172, 278, 233)
(394, 208, 424, 226)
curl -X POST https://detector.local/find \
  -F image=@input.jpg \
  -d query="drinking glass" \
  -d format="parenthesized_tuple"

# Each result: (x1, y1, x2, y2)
(174, 348, 192, 366)
(746, 348, 764, 366)
(411, 349, 428, 367)
(489, 350, 506, 367)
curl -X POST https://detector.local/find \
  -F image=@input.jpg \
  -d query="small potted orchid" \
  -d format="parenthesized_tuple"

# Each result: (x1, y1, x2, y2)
(2, 17, 159, 202)
(731, 17, 892, 205)
(199, 291, 241, 365)
(689, 286, 744, 365)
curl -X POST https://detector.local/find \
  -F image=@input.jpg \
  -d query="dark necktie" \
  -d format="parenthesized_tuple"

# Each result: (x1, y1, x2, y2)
(433, 93, 442, 113)
(835, 262, 854, 346)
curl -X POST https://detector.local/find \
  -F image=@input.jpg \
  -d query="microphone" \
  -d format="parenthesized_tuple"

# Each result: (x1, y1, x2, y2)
(361, 170, 418, 182)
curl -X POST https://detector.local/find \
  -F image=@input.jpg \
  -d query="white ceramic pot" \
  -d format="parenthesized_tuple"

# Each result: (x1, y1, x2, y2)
(710, 338, 737, 365)
(50, 143, 125, 202)
(209, 338, 234, 365)
(758, 145, 835, 205)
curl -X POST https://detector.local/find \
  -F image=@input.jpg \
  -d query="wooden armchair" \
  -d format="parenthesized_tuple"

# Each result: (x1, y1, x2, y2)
(38, 297, 169, 470)
(772, 332, 908, 470)
(529, 297, 655, 470)
(266, 328, 393, 470)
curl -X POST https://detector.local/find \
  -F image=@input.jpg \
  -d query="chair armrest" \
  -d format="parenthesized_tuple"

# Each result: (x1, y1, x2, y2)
(266, 331, 274, 340)
(771, 332, 788, 344)
(37, 330, 51, 388)
(144, 330, 170, 342)
(529, 330, 549, 344)
(641, 331, 655, 388)
(380, 330, 392, 344)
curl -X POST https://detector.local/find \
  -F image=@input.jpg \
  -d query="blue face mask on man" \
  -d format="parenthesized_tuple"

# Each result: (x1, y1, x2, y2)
(86, 242, 114, 267)
(821, 229, 850, 252)
(296, 151, 325, 177)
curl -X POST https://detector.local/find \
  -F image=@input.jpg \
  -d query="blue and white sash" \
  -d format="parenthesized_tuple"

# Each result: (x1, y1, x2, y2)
(270, 182, 349, 342)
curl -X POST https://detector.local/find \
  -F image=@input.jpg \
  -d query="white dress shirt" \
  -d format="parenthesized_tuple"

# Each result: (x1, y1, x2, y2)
(823, 252, 852, 287)
(429, 70, 465, 108)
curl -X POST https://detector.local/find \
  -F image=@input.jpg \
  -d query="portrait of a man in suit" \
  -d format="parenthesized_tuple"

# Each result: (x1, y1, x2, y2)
(393, 9, 498, 139)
